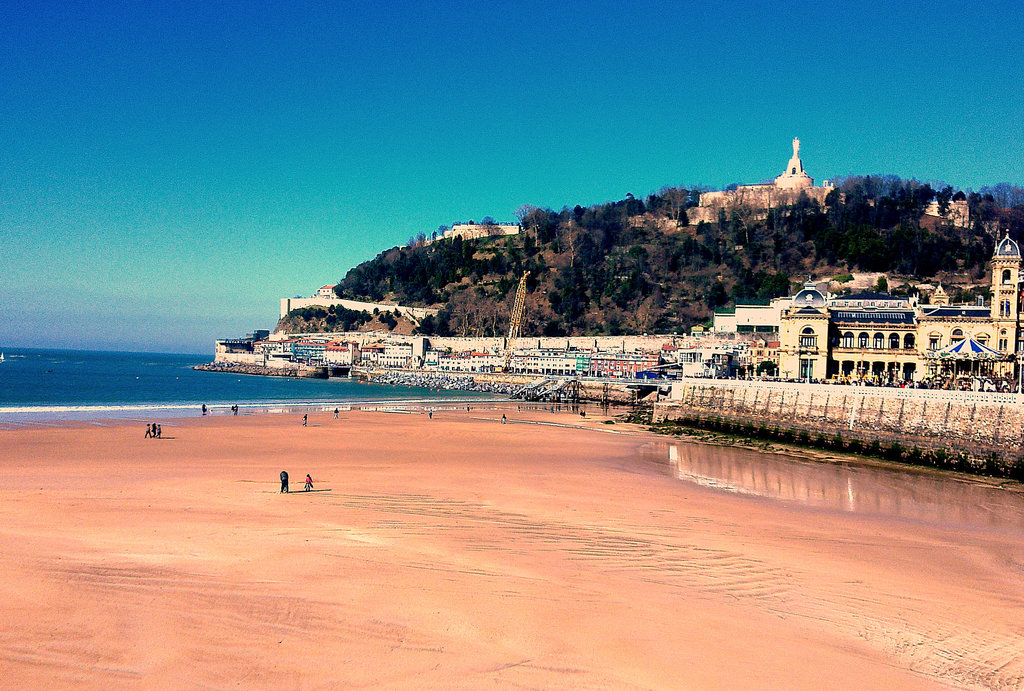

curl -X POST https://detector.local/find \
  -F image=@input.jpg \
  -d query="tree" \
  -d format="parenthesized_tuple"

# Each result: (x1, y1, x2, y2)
(875, 275, 889, 293)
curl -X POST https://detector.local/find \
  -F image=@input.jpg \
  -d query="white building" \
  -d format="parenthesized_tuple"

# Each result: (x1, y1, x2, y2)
(379, 343, 414, 369)
(672, 347, 738, 378)
(713, 297, 791, 334)
(437, 351, 502, 372)
(509, 349, 583, 376)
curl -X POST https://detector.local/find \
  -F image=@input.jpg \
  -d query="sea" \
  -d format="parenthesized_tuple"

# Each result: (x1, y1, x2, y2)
(0, 348, 494, 424)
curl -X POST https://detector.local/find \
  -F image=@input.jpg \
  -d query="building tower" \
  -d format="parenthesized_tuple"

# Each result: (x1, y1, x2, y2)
(990, 233, 1021, 354)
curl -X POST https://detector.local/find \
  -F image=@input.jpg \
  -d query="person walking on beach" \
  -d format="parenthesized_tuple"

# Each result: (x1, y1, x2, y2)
(156, 424, 162, 438)
(501, 414, 507, 424)
(334, 408, 339, 419)
(145, 424, 153, 438)
(280, 471, 289, 493)
(304, 474, 313, 491)
(201, 404, 207, 416)
(302, 413, 308, 427)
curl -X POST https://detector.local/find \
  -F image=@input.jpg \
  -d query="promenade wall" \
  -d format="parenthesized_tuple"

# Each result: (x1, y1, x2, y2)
(655, 379, 1024, 460)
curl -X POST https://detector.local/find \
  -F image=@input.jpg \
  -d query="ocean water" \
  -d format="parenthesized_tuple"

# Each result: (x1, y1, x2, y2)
(0, 348, 492, 423)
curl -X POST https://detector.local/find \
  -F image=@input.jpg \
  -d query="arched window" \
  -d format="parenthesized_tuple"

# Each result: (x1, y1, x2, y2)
(904, 334, 915, 350)
(888, 334, 900, 349)
(1003, 269, 1012, 284)
(842, 332, 854, 348)
(858, 332, 869, 348)
(952, 328, 964, 340)
(873, 333, 884, 349)
(799, 326, 817, 349)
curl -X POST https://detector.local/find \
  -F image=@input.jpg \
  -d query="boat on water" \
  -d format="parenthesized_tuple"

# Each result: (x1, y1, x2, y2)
(0, 352, 5, 362)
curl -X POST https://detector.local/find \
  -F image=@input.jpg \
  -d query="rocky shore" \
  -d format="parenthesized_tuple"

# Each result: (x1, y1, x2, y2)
(364, 369, 521, 396)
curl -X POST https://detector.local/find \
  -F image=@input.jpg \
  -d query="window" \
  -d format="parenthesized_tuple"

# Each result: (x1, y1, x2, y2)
(873, 333, 884, 349)
(999, 338, 1008, 351)
(842, 332, 854, 348)
(888, 334, 900, 349)
(1003, 269, 1012, 284)
(904, 334, 915, 350)
(952, 328, 964, 340)
(929, 335, 940, 350)
(799, 326, 817, 349)
(859, 332, 869, 348)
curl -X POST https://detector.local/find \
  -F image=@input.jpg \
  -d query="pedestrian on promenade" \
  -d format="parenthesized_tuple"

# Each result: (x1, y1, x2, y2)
(302, 413, 308, 427)
(304, 474, 313, 491)
(280, 471, 289, 493)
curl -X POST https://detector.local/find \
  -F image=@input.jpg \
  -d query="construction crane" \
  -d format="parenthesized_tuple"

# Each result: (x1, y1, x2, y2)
(503, 272, 530, 372)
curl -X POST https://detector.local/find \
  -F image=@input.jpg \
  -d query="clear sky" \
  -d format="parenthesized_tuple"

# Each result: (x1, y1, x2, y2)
(2, 1, 1022, 353)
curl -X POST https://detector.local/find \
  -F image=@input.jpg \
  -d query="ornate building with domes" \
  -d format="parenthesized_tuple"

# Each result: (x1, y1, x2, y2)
(778, 235, 1023, 384)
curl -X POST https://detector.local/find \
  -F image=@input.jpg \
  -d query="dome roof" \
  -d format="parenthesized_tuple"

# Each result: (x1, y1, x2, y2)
(793, 280, 826, 308)
(994, 234, 1020, 258)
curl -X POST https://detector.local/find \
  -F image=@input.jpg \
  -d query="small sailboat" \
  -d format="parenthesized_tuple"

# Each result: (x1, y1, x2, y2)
(0, 352, 5, 362)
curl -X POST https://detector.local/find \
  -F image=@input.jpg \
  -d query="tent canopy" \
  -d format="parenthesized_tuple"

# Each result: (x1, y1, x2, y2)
(925, 335, 1008, 361)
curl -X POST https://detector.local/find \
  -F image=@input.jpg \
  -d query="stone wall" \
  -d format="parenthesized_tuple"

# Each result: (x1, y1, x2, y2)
(279, 297, 438, 321)
(655, 379, 1024, 459)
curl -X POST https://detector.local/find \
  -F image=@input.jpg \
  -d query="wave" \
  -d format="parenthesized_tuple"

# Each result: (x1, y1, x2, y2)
(0, 395, 504, 419)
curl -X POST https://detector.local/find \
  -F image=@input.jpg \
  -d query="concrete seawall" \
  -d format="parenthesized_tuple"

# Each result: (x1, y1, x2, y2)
(655, 379, 1024, 462)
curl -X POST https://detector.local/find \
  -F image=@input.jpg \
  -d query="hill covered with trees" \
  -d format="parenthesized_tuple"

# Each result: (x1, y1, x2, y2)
(292, 178, 1024, 337)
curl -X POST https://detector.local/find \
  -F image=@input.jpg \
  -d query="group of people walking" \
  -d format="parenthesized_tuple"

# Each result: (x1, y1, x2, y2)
(279, 471, 314, 493)
(143, 423, 162, 439)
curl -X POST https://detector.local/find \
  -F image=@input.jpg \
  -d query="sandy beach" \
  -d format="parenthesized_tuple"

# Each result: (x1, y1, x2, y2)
(2, 407, 1022, 689)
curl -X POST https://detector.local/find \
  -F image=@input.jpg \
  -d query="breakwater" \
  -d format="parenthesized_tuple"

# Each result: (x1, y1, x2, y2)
(655, 379, 1024, 477)
(193, 362, 328, 378)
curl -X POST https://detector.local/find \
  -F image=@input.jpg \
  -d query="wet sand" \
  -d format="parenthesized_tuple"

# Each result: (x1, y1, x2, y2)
(1, 408, 1022, 689)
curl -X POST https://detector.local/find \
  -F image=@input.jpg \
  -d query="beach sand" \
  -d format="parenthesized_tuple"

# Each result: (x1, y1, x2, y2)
(1, 407, 1022, 689)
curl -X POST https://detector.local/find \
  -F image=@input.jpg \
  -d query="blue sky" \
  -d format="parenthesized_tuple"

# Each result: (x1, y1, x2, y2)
(2, 1, 1022, 353)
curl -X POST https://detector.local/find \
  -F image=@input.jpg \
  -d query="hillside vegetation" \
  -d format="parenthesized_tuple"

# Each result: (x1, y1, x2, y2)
(296, 178, 1024, 337)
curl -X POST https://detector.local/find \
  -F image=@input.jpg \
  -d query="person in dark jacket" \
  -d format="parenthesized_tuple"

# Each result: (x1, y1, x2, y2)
(280, 470, 289, 493)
